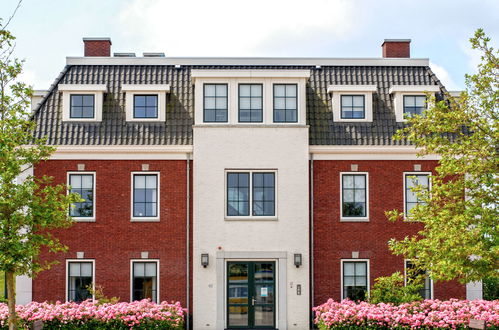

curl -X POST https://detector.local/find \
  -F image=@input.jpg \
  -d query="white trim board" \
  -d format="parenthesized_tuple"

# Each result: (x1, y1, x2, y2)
(309, 146, 441, 160)
(340, 259, 370, 300)
(129, 259, 160, 303)
(65, 259, 95, 302)
(49, 145, 193, 160)
(67, 171, 97, 222)
(340, 172, 369, 222)
(130, 172, 161, 222)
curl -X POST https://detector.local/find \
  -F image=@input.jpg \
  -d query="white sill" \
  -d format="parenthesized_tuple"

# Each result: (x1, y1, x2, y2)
(63, 118, 101, 123)
(340, 218, 369, 222)
(127, 118, 164, 122)
(225, 217, 278, 221)
(74, 218, 96, 222)
(336, 118, 372, 123)
(131, 218, 160, 222)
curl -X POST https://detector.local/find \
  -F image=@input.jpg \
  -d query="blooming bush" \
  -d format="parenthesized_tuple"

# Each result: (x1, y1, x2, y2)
(0, 299, 184, 329)
(314, 299, 499, 329)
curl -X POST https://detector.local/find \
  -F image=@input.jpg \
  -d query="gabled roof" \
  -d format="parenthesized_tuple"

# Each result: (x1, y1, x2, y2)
(32, 60, 446, 146)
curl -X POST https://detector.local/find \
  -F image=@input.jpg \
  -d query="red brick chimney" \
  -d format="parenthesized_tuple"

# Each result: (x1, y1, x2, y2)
(83, 38, 112, 57)
(382, 39, 411, 58)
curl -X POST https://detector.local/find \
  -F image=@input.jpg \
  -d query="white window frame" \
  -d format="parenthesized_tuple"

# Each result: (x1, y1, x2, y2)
(224, 169, 278, 221)
(59, 84, 106, 122)
(327, 85, 377, 122)
(122, 84, 170, 122)
(66, 259, 95, 302)
(403, 172, 431, 219)
(404, 259, 433, 299)
(130, 259, 160, 303)
(131, 172, 160, 222)
(272, 83, 299, 123)
(340, 172, 369, 222)
(389, 85, 440, 122)
(67, 172, 96, 222)
(203, 83, 229, 123)
(340, 259, 370, 300)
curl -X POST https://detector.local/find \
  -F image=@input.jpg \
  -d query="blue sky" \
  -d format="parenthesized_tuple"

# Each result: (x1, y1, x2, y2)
(2, 0, 498, 90)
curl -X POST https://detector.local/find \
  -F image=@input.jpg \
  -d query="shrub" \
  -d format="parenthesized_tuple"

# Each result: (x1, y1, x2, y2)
(314, 298, 499, 329)
(369, 272, 423, 304)
(484, 278, 499, 301)
(0, 299, 184, 329)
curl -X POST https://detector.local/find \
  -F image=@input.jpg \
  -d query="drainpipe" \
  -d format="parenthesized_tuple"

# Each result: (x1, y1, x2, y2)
(309, 153, 315, 328)
(186, 153, 191, 330)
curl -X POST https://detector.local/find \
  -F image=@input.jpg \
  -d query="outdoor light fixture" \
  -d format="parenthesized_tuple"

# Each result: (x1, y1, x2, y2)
(201, 253, 209, 268)
(294, 253, 302, 268)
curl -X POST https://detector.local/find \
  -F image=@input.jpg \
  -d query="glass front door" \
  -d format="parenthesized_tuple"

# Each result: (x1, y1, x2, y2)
(227, 261, 276, 329)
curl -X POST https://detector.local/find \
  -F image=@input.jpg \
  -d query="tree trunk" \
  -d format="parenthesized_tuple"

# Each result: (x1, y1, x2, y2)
(6, 271, 17, 330)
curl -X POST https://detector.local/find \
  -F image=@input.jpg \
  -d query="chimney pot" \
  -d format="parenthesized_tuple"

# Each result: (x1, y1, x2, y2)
(83, 37, 112, 57)
(382, 39, 411, 58)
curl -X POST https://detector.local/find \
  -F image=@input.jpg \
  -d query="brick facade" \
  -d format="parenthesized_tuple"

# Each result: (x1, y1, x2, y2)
(312, 160, 466, 305)
(83, 39, 111, 57)
(382, 41, 410, 58)
(32, 160, 191, 306)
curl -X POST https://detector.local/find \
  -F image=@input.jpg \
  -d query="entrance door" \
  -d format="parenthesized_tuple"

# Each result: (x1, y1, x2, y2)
(227, 261, 276, 329)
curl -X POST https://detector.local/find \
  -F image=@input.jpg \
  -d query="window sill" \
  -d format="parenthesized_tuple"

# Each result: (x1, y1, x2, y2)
(225, 217, 278, 221)
(126, 118, 165, 123)
(63, 118, 101, 123)
(340, 218, 369, 222)
(74, 218, 96, 222)
(336, 118, 372, 123)
(131, 218, 160, 222)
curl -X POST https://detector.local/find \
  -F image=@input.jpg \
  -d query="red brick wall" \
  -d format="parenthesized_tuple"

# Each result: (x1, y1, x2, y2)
(83, 40, 111, 57)
(33, 160, 191, 306)
(382, 42, 410, 58)
(312, 160, 465, 306)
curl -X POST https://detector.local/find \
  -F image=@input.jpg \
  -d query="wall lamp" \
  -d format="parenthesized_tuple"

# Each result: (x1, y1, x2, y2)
(201, 253, 209, 268)
(294, 253, 302, 268)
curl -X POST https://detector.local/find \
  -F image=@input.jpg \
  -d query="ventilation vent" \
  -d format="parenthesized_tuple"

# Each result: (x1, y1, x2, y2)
(143, 52, 165, 57)
(114, 52, 136, 57)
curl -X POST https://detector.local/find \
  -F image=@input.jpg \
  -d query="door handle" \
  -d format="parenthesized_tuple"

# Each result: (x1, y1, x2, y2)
(251, 298, 256, 306)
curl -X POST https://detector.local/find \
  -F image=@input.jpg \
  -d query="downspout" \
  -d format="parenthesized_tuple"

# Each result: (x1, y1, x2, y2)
(310, 152, 315, 328)
(186, 152, 191, 330)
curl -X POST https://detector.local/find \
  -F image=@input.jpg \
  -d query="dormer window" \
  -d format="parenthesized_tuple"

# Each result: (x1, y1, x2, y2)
(203, 84, 228, 122)
(327, 85, 377, 122)
(59, 84, 106, 122)
(239, 84, 263, 123)
(133, 95, 158, 119)
(389, 85, 440, 122)
(122, 84, 170, 122)
(273, 84, 297, 123)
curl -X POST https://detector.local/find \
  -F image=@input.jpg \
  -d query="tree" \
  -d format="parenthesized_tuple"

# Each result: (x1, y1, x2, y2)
(0, 19, 80, 330)
(387, 29, 498, 284)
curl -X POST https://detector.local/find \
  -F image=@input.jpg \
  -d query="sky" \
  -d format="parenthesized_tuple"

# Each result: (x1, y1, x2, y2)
(2, 0, 498, 91)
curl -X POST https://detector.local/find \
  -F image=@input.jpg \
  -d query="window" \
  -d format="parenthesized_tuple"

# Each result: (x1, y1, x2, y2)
(342, 260, 368, 301)
(341, 95, 365, 119)
(227, 171, 276, 218)
(341, 173, 368, 219)
(405, 260, 432, 299)
(133, 95, 158, 118)
(204, 84, 228, 122)
(273, 84, 297, 123)
(403, 95, 426, 116)
(132, 174, 158, 219)
(69, 173, 95, 219)
(67, 261, 94, 302)
(70, 94, 95, 118)
(239, 84, 263, 123)
(131, 261, 158, 302)
(404, 173, 430, 216)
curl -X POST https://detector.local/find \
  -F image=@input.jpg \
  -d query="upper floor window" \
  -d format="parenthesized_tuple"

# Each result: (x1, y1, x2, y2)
(131, 261, 158, 302)
(134, 95, 158, 118)
(342, 260, 368, 301)
(273, 84, 297, 123)
(403, 95, 426, 116)
(69, 173, 95, 220)
(389, 85, 440, 122)
(70, 95, 95, 119)
(227, 171, 276, 218)
(341, 173, 368, 220)
(404, 173, 430, 216)
(132, 173, 159, 220)
(405, 260, 432, 299)
(341, 95, 365, 119)
(204, 84, 228, 122)
(239, 84, 263, 123)
(67, 261, 94, 302)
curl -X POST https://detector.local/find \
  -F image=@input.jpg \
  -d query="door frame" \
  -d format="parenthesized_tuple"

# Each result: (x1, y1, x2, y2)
(216, 251, 287, 330)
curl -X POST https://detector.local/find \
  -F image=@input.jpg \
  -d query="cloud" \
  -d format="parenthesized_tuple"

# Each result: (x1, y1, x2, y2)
(429, 61, 461, 91)
(117, 0, 360, 56)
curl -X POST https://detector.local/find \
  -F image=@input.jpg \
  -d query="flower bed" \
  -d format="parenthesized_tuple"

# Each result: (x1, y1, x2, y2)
(0, 299, 184, 329)
(314, 299, 499, 329)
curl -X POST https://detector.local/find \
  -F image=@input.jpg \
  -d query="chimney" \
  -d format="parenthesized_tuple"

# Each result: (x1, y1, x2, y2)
(83, 37, 112, 57)
(382, 39, 411, 58)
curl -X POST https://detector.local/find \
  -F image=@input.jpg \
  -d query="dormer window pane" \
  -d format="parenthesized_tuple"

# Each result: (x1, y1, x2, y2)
(273, 84, 297, 123)
(70, 95, 95, 118)
(403, 95, 426, 116)
(204, 84, 228, 122)
(239, 84, 263, 123)
(341, 95, 365, 119)
(133, 95, 158, 118)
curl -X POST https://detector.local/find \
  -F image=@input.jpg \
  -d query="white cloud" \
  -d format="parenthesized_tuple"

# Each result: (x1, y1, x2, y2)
(117, 0, 359, 56)
(429, 61, 461, 91)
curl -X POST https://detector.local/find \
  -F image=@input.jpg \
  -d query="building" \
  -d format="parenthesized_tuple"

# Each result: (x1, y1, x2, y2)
(19, 37, 480, 329)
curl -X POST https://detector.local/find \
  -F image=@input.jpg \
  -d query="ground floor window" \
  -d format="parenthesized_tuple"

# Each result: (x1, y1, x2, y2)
(405, 260, 432, 299)
(67, 261, 94, 302)
(342, 260, 369, 301)
(132, 261, 158, 302)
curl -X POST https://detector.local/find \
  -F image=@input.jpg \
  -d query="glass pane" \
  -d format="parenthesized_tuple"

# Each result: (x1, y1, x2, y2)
(253, 173, 263, 187)
(227, 173, 238, 187)
(146, 176, 157, 189)
(82, 107, 94, 118)
(274, 98, 285, 110)
(228, 284, 248, 304)
(239, 109, 250, 121)
(344, 262, 355, 276)
(344, 276, 355, 286)
(342, 95, 352, 106)
(353, 96, 364, 106)
(354, 189, 365, 202)
(406, 202, 417, 213)
(204, 85, 216, 96)
(239, 98, 251, 110)
(255, 263, 274, 282)
(288, 109, 297, 122)
(274, 109, 285, 121)
(417, 175, 429, 187)
(352, 109, 365, 118)
(254, 305, 274, 327)
(251, 84, 262, 96)
(356, 262, 366, 276)
(134, 263, 144, 277)
(216, 85, 227, 96)
(134, 107, 146, 118)
(70, 175, 82, 189)
(354, 175, 365, 188)
(343, 175, 354, 188)
(239, 174, 249, 187)
(135, 96, 146, 107)
(134, 175, 145, 188)
(228, 306, 248, 327)
(274, 85, 285, 97)
(286, 97, 297, 110)
(343, 190, 354, 202)
(69, 263, 80, 276)
(286, 85, 297, 96)
(71, 95, 83, 106)
(406, 190, 418, 203)
(146, 96, 157, 106)
(228, 263, 248, 283)
(404, 96, 415, 107)
(145, 263, 156, 277)
(415, 96, 426, 107)
(146, 202, 157, 217)
(81, 263, 92, 277)
(135, 189, 146, 203)
(81, 175, 93, 189)
(215, 110, 227, 122)
(134, 203, 145, 217)
(239, 85, 251, 97)
(216, 97, 227, 109)
(204, 97, 216, 109)
(204, 109, 215, 122)
(356, 277, 367, 286)
(251, 97, 262, 109)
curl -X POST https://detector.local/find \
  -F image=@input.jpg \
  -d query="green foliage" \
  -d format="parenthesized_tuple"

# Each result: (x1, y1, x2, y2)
(369, 272, 423, 305)
(386, 29, 499, 283)
(483, 277, 499, 300)
(86, 285, 120, 305)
